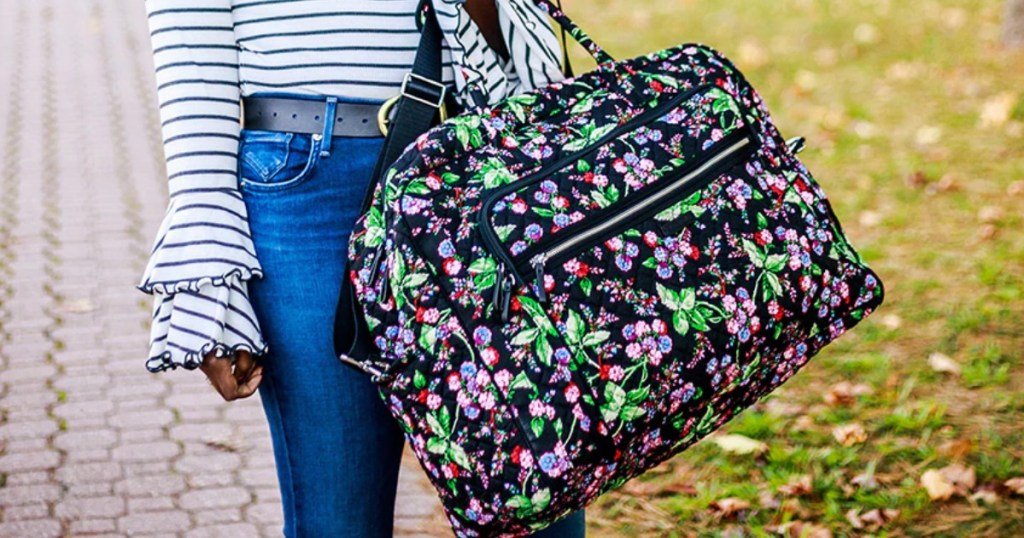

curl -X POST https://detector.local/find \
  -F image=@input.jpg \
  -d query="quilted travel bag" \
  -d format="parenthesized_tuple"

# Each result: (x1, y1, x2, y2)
(334, 1, 885, 536)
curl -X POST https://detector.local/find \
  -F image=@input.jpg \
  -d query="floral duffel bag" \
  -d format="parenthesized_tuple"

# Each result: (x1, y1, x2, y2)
(337, 1, 884, 536)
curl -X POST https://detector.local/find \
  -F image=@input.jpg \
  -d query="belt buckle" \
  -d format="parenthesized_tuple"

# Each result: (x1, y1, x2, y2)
(376, 73, 449, 136)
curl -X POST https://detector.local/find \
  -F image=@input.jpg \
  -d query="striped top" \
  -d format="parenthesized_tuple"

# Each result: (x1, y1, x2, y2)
(139, 0, 565, 373)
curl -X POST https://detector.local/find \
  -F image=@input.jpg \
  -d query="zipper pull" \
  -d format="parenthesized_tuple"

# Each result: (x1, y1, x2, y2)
(530, 253, 548, 303)
(501, 273, 514, 323)
(367, 243, 385, 287)
(491, 263, 506, 314)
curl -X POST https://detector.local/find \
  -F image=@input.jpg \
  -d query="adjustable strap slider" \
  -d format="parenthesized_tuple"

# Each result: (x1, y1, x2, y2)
(401, 72, 448, 109)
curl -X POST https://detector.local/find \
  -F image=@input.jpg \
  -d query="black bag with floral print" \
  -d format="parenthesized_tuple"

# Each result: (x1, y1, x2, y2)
(337, 1, 884, 536)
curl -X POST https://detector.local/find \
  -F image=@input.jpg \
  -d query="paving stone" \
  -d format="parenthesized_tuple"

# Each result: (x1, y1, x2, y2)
(69, 518, 118, 535)
(0, 519, 62, 538)
(127, 496, 176, 513)
(118, 511, 191, 534)
(178, 487, 250, 511)
(192, 508, 243, 526)
(54, 429, 118, 451)
(0, 450, 61, 473)
(111, 440, 180, 463)
(2, 503, 51, 521)
(54, 495, 126, 519)
(185, 523, 260, 538)
(0, 483, 62, 506)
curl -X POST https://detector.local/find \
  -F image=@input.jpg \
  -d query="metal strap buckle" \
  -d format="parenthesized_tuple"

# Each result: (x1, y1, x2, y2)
(376, 73, 449, 136)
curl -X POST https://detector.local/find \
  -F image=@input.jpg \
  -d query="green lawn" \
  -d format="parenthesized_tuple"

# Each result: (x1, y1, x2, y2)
(562, 0, 1024, 535)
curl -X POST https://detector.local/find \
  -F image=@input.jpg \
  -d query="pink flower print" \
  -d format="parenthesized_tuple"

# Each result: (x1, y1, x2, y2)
(426, 393, 442, 410)
(494, 370, 512, 391)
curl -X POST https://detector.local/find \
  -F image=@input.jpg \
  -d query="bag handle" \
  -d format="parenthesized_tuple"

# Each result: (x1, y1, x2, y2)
(532, 0, 615, 66)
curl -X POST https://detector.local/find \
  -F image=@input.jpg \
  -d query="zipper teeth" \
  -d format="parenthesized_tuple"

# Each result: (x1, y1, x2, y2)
(537, 136, 752, 264)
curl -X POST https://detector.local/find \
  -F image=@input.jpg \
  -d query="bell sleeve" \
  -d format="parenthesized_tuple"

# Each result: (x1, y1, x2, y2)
(140, 0, 268, 373)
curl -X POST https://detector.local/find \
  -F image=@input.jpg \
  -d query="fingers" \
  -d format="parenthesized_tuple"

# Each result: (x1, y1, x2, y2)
(200, 349, 264, 401)
(233, 349, 256, 385)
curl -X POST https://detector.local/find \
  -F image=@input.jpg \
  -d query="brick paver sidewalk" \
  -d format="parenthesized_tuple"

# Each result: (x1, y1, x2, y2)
(0, 1, 449, 536)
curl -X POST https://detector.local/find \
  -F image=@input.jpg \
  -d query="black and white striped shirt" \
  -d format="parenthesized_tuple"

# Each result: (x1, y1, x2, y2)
(139, 0, 564, 373)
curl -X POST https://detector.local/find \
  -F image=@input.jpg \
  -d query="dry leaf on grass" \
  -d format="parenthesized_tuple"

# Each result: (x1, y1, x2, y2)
(938, 438, 973, 459)
(772, 520, 833, 538)
(1004, 477, 1024, 495)
(832, 423, 868, 446)
(928, 352, 961, 376)
(969, 488, 999, 505)
(978, 206, 1005, 224)
(921, 469, 956, 500)
(709, 497, 751, 518)
(712, 434, 768, 455)
(824, 381, 873, 406)
(978, 92, 1018, 128)
(847, 508, 899, 530)
(921, 463, 977, 501)
(778, 475, 814, 497)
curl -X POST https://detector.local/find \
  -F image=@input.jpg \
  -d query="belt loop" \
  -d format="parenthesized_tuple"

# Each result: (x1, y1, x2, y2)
(320, 96, 338, 158)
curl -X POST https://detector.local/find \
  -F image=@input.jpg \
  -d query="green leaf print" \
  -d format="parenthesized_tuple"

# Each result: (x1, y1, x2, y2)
(447, 443, 472, 470)
(413, 370, 427, 390)
(531, 416, 545, 438)
(364, 207, 385, 249)
(563, 123, 616, 152)
(658, 283, 728, 337)
(476, 157, 517, 189)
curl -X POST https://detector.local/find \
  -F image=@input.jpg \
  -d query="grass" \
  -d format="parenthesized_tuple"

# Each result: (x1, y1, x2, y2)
(560, 0, 1024, 535)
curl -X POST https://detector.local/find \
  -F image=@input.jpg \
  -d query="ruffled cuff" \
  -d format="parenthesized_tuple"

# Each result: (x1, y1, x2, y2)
(137, 192, 263, 295)
(144, 276, 269, 373)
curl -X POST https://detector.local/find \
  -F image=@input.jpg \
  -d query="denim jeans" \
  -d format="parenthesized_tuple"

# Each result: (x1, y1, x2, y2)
(239, 92, 586, 538)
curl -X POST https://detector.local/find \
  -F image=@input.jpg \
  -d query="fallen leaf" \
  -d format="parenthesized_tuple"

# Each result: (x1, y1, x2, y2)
(854, 508, 900, 529)
(979, 92, 1018, 128)
(921, 469, 956, 500)
(851, 467, 879, 490)
(928, 352, 961, 376)
(915, 126, 942, 146)
(793, 415, 816, 431)
(778, 474, 814, 496)
(824, 381, 873, 406)
(905, 170, 929, 189)
(1004, 477, 1024, 495)
(881, 314, 902, 330)
(938, 438, 973, 459)
(832, 423, 868, 446)
(925, 173, 960, 195)
(858, 211, 882, 228)
(758, 489, 781, 510)
(977, 224, 998, 241)
(970, 489, 999, 505)
(922, 464, 977, 500)
(846, 508, 865, 529)
(853, 23, 879, 44)
(978, 206, 1004, 223)
(795, 70, 818, 93)
(709, 497, 751, 518)
(712, 434, 768, 455)
(775, 520, 833, 538)
(738, 39, 769, 68)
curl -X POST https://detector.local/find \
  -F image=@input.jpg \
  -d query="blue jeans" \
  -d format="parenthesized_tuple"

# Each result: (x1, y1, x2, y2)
(239, 93, 586, 538)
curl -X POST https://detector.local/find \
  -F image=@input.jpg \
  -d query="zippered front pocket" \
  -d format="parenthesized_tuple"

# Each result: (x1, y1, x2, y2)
(521, 131, 754, 302)
(477, 84, 754, 318)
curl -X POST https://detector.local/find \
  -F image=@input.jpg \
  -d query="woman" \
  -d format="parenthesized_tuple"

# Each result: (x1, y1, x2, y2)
(139, 0, 585, 536)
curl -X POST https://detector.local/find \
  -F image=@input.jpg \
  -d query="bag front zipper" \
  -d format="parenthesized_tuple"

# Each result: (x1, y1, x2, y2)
(478, 84, 715, 312)
(524, 133, 754, 299)
(485, 127, 755, 319)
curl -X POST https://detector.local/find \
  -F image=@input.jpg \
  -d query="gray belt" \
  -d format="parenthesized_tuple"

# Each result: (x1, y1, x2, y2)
(241, 95, 385, 138)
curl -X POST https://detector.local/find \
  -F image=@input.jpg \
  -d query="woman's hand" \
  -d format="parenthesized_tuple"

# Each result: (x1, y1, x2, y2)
(200, 349, 264, 401)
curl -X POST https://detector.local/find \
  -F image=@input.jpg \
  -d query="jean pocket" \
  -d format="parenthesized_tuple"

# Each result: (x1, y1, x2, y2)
(238, 128, 323, 192)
